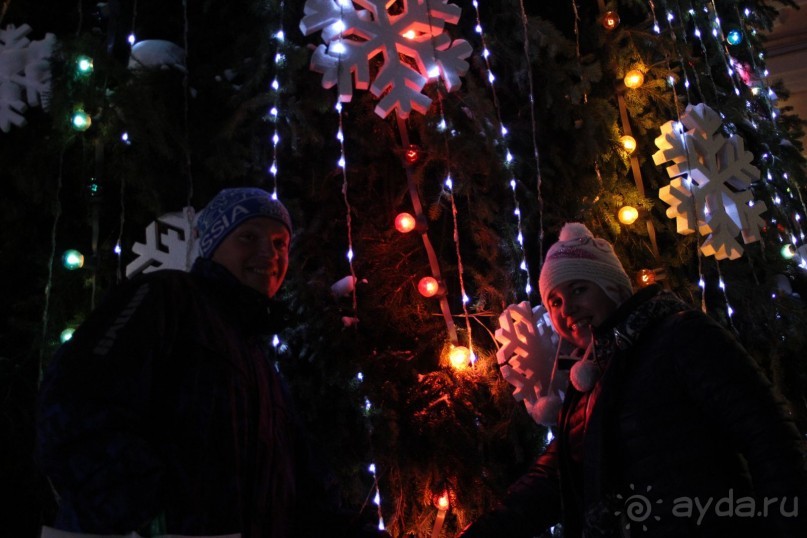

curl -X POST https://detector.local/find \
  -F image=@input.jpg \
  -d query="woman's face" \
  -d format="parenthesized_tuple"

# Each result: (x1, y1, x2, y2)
(545, 280, 618, 350)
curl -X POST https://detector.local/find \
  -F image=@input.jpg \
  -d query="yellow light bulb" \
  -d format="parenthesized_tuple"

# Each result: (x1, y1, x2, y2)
(620, 135, 637, 154)
(618, 206, 639, 225)
(624, 69, 645, 89)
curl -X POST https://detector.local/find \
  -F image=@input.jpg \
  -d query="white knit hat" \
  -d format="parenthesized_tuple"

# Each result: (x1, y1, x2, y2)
(538, 222, 633, 307)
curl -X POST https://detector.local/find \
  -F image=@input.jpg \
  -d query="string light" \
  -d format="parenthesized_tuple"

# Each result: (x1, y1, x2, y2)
(618, 206, 639, 225)
(70, 109, 91, 131)
(75, 55, 93, 75)
(59, 328, 75, 343)
(61, 249, 85, 270)
(394, 212, 417, 233)
(619, 135, 637, 154)
(637, 268, 656, 287)
(601, 11, 620, 30)
(418, 276, 440, 298)
(623, 69, 645, 89)
(447, 345, 472, 370)
(469, 0, 537, 297)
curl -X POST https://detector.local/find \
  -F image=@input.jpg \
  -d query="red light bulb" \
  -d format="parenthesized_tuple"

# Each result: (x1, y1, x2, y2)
(395, 212, 416, 233)
(418, 276, 439, 297)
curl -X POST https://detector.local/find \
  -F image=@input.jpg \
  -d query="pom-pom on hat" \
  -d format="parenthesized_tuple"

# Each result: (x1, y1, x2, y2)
(196, 187, 292, 258)
(538, 222, 633, 307)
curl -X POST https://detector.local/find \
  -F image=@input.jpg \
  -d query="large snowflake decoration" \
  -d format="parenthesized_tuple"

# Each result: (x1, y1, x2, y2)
(495, 302, 567, 425)
(0, 24, 56, 133)
(126, 208, 199, 277)
(299, 0, 472, 118)
(653, 103, 767, 260)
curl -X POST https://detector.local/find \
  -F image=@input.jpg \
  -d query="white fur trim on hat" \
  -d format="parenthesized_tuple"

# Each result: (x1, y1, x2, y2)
(538, 222, 633, 306)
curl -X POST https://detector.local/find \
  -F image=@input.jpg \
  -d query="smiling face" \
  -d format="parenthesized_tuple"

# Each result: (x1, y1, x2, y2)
(211, 217, 290, 298)
(545, 280, 619, 350)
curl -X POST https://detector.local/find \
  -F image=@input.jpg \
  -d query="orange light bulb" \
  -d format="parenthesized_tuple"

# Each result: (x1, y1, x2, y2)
(435, 491, 450, 510)
(637, 268, 656, 287)
(624, 69, 645, 89)
(601, 11, 620, 30)
(448, 346, 471, 371)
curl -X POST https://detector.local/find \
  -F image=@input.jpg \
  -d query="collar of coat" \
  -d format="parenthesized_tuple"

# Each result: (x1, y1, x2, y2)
(190, 257, 290, 335)
(594, 284, 690, 355)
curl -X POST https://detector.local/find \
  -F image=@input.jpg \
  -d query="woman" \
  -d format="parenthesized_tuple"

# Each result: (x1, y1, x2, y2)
(460, 223, 806, 537)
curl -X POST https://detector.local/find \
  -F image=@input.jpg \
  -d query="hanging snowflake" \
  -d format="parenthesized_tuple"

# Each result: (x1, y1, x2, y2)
(0, 24, 56, 133)
(126, 208, 199, 277)
(653, 103, 767, 260)
(299, 0, 472, 119)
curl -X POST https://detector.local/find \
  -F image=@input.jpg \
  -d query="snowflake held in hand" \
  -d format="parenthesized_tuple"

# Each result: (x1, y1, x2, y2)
(126, 208, 199, 277)
(299, 0, 472, 118)
(495, 302, 560, 404)
(653, 103, 767, 260)
(0, 24, 56, 132)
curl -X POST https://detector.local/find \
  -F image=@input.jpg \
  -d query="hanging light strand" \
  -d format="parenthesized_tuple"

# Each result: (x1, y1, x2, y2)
(705, 1, 743, 98)
(435, 93, 475, 363)
(470, 0, 533, 299)
(40, 145, 68, 376)
(267, 1, 286, 199)
(517, 0, 545, 272)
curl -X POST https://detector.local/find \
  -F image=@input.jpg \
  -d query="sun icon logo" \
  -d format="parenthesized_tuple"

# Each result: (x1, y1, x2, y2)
(614, 484, 663, 531)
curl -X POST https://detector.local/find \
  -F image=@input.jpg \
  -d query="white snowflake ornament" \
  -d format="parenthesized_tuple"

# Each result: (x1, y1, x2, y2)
(299, 0, 472, 118)
(653, 103, 767, 260)
(0, 24, 56, 132)
(126, 208, 199, 277)
(495, 302, 566, 426)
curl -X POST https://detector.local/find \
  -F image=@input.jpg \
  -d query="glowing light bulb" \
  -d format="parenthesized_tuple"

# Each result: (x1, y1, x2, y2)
(394, 212, 416, 233)
(618, 205, 639, 225)
(726, 29, 742, 45)
(619, 135, 637, 154)
(637, 268, 656, 287)
(782, 244, 797, 259)
(433, 490, 451, 510)
(71, 109, 91, 131)
(62, 249, 85, 270)
(76, 55, 93, 75)
(601, 11, 620, 30)
(60, 328, 76, 343)
(404, 145, 421, 165)
(448, 346, 471, 370)
(403, 29, 416, 40)
(418, 276, 440, 297)
(624, 69, 645, 89)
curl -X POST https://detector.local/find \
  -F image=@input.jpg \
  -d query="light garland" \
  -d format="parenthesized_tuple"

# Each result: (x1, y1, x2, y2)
(469, 0, 534, 298)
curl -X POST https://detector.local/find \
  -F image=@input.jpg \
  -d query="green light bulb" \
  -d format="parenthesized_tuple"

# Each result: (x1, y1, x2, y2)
(76, 55, 94, 75)
(71, 110, 91, 131)
(62, 249, 85, 270)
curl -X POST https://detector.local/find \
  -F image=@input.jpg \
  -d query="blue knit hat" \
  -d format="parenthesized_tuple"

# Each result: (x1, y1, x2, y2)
(196, 187, 292, 258)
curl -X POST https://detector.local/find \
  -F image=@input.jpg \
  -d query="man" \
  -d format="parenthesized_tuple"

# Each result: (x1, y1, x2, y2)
(37, 187, 380, 537)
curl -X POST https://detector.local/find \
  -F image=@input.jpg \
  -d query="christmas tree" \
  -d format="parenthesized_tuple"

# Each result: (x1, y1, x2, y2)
(2, 0, 806, 536)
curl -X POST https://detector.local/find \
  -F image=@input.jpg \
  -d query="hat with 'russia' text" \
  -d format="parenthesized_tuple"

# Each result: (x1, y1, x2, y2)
(196, 187, 292, 258)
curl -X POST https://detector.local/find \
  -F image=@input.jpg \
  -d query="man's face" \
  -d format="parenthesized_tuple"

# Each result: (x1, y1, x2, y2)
(212, 217, 290, 298)
(545, 279, 618, 350)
